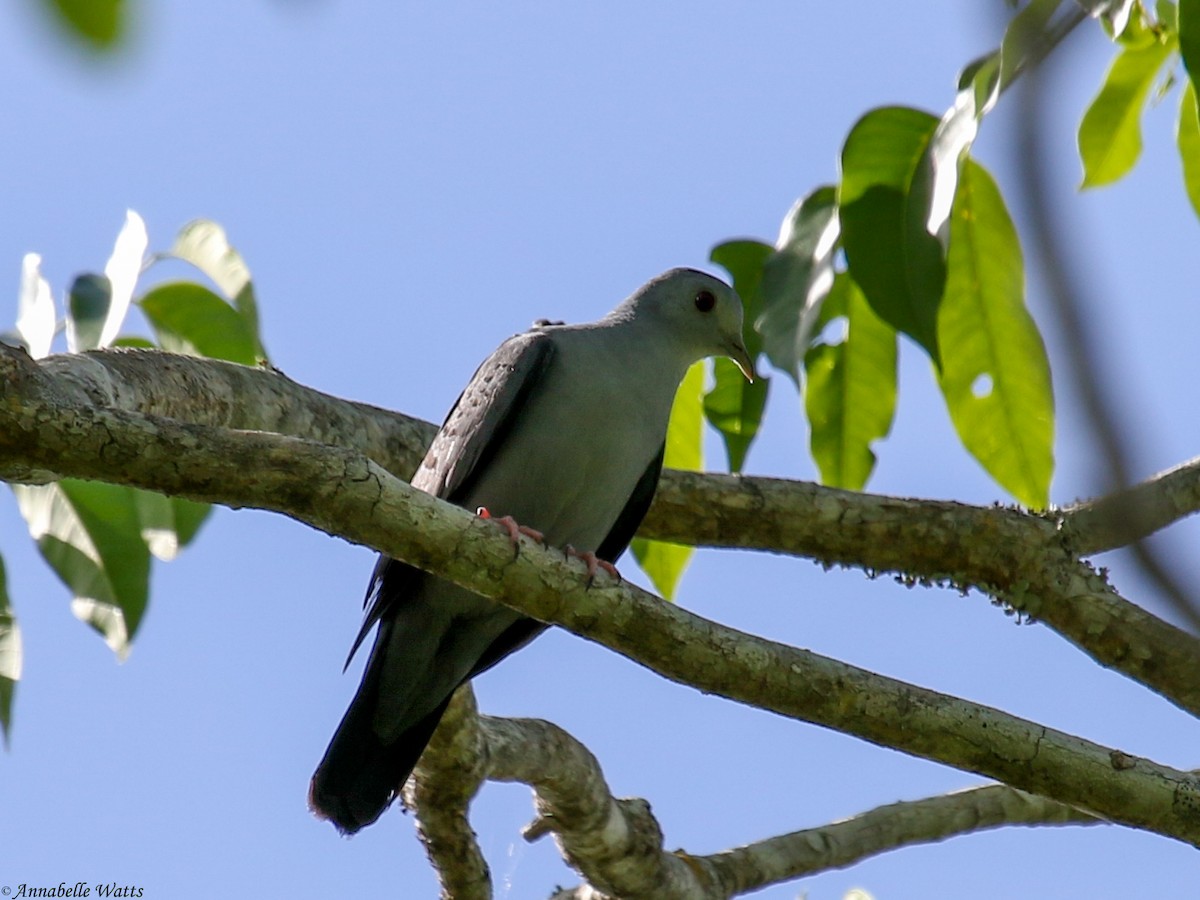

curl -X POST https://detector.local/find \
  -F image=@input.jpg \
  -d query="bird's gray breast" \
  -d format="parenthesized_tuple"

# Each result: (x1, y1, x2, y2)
(461, 329, 676, 550)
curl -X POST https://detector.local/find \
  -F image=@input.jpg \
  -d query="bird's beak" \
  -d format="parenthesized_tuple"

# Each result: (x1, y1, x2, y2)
(727, 339, 755, 383)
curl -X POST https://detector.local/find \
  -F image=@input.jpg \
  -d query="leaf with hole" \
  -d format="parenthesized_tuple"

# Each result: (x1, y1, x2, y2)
(938, 160, 1054, 508)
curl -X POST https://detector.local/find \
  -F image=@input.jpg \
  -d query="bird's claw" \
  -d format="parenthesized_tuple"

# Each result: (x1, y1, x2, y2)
(475, 509, 616, 584)
(563, 544, 620, 588)
(477, 507, 544, 560)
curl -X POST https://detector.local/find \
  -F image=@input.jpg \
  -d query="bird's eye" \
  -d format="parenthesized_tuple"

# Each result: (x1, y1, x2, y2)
(694, 290, 716, 313)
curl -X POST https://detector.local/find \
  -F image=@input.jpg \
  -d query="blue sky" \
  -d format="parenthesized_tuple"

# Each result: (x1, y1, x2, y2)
(3, 2, 1199, 897)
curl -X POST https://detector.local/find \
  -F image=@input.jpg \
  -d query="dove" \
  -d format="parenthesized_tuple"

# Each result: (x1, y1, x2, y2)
(310, 268, 753, 834)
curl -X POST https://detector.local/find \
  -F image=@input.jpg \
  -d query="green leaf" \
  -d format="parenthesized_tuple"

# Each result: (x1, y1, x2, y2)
(66, 274, 112, 352)
(926, 55, 1000, 244)
(757, 187, 840, 384)
(631, 361, 705, 600)
(999, 0, 1067, 85)
(1157, 0, 1179, 33)
(99, 210, 147, 348)
(167, 220, 266, 360)
(703, 358, 768, 472)
(708, 239, 774, 470)
(12, 480, 152, 657)
(16, 253, 56, 359)
(44, 0, 125, 50)
(170, 498, 211, 547)
(804, 273, 898, 491)
(709, 239, 771, 360)
(139, 282, 260, 365)
(1178, 81, 1200, 218)
(839, 106, 945, 364)
(938, 160, 1054, 508)
(132, 490, 212, 562)
(0, 556, 20, 747)
(111, 336, 157, 350)
(1078, 18, 1175, 188)
(1182, 0, 1200, 93)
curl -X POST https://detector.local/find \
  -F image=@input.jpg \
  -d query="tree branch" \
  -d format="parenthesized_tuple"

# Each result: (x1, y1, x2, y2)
(403, 687, 492, 900)
(10, 348, 1200, 716)
(3, 344, 1198, 847)
(3, 346, 432, 484)
(420, 696, 1100, 900)
(546, 786, 1098, 900)
(1060, 456, 1200, 555)
(699, 785, 1098, 898)
(642, 471, 1200, 718)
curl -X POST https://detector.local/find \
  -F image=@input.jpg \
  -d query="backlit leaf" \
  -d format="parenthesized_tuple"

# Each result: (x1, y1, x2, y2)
(16, 253, 56, 359)
(804, 274, 897, 491)
(140, 282, 260, 365)
(100, 209, 148, 348)
(167, 220, 266, 359)
(927, 55, 1000, 244)
(12, 480, 152, 657)
(132, 490, 212, 562)
(703, 358, 768, 473)
(632, 361, 705, 600)
(1178, 81, 1200, 219)
(1078, 17, 1175, 187)
(938, 160, 1054, 508)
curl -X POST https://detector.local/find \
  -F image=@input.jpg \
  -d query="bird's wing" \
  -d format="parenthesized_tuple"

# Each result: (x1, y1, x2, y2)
(595, 439, 664, 562)
(344, 331, 557, 666)
(419, 329, 559, 503)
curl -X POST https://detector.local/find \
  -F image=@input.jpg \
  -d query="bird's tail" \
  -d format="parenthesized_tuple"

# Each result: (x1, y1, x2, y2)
(308, 652, 452, 835)
(308, 696, 451, 835)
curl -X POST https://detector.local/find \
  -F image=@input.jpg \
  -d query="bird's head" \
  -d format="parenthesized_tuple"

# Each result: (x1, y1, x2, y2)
(618, 268, 754, 380)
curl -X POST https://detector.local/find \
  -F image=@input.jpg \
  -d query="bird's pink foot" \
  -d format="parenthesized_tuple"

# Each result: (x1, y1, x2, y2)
(563, 545, 621, 587)
(477, 507, 544, 559)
